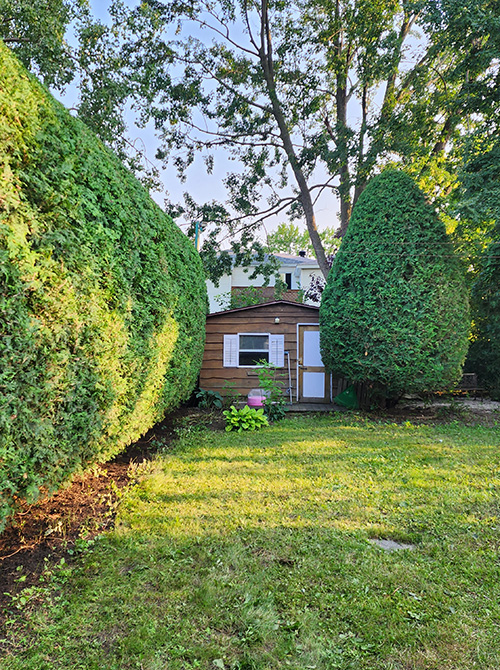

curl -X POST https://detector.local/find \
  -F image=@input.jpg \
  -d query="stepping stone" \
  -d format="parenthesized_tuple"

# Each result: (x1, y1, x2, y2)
(369, 538, 415, 552)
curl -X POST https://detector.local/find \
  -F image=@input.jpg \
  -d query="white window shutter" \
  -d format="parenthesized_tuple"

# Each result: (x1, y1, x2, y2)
(269, 334, 284, 367)
(223, 334, 238, 367)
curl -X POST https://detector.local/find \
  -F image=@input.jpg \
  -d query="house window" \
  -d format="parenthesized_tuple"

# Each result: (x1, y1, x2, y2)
(239, 334, 269, 366)
(281, 272, 292, 289)
(224, 333, 284, 368)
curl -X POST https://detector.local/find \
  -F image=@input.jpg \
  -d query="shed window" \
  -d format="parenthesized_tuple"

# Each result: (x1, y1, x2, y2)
(224, 333, 284, 368)
(239, 334, 269, 366)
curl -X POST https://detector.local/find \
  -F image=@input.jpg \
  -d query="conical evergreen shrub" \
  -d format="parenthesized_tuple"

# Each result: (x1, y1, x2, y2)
(319, 169, 469, 404)
(466, 238, 500, 399)
(0, 42, 207, 528)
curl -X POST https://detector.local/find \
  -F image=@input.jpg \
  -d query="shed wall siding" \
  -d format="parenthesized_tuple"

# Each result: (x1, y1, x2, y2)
(200, 303, 319, 399)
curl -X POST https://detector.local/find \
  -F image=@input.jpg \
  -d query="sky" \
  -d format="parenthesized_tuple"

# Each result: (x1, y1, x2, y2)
(53, 0, 341, 245)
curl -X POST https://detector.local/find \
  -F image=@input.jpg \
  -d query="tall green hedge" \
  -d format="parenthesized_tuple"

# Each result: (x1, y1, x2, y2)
(466, 239, 500, 399)
(319, 170, 469, 404)
(0, 42, 207, 529)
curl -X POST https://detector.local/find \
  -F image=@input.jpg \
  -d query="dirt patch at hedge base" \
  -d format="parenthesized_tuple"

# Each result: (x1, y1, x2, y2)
(0, 406, 213, 629)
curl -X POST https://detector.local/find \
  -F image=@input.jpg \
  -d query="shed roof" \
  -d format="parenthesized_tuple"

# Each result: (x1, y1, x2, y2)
(207, 299, 319, 317)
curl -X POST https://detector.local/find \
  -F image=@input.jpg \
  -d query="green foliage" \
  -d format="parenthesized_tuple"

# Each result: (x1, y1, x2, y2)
(466, 239, 500, 399)
(221, 380, 243, 408)
(195, 389, 223, 410)
(0, 0, 83, 88)
(319, 170, 469, 402)
(222, 405, 269, 432)
(76, 0, 499, 268)
(266, 223, 340, 258)
(457, 137, 500, 399)
(256, 361, 287, 422)
(231, 287, 268, 309)
(215, 282, 290, 311)
(0, 43, 207, 529)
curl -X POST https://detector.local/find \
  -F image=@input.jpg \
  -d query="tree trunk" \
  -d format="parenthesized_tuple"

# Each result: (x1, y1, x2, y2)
(259, 0, 330, 279)
(336, 82, 351, 237)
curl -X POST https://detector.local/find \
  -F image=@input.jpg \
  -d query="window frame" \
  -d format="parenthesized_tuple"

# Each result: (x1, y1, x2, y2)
(237, 332, 270, 368)
(223, 332, 285, 368)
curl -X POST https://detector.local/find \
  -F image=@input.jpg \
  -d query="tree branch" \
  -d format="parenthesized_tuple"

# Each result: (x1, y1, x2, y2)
(189, 11, 259, 58)
(256, 0, 329, 278)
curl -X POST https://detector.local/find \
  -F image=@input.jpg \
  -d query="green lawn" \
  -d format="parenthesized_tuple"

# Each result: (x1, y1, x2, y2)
(2, 414, 500, 669)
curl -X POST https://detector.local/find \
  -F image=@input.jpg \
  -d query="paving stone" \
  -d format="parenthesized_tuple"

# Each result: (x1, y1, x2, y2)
(369, 538, 415, 552)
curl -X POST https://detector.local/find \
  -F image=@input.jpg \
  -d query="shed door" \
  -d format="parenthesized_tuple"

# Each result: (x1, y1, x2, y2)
(298, 325, 330, 403)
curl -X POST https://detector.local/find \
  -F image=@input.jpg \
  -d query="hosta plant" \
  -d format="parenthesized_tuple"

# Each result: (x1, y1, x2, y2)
(223, 406, 269, 432)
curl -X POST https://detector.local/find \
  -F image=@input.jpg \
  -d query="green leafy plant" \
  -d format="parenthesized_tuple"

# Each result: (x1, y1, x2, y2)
(256, 360, 287, 421)
(273, 277, 288, 301)
(320, 169, 469, 407)
(221, 380, 243, 408)
(230, 286, 267, 308)
(195, 389, 223, 410)
(0, 44, 207, 530)
(222, 405, 269, 432)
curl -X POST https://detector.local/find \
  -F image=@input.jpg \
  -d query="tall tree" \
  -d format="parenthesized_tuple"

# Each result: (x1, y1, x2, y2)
(76, 0, 499, 279)
(3, 0, 497, 280)
(0, 0, 85, 88)
(266, 223, 339, 257)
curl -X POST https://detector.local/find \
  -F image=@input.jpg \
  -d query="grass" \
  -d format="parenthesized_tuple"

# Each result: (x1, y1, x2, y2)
(2, 414, 500, 669)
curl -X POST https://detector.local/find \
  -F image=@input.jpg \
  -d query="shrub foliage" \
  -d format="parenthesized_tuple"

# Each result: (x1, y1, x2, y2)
(0, 42, 207, 528)
(319, 170, 469, 402)
(466, 240, 500, 399)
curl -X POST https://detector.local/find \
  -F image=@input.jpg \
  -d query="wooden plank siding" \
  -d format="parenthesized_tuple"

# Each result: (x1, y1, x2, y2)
(200, 301, 320, 400)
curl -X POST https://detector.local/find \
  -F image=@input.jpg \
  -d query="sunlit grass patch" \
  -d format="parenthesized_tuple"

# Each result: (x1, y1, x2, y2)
(2, 415, 500, 669)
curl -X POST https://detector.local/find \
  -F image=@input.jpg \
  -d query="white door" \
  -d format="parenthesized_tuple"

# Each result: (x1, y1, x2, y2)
(298, 325, 330, 402)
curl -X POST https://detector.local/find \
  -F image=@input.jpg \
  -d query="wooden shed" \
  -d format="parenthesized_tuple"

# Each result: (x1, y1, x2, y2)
(200, 300, 333, 404)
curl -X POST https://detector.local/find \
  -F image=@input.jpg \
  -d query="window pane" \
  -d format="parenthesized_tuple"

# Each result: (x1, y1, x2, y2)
(239, 351, 269, 366)
(239, 335, 269, 350)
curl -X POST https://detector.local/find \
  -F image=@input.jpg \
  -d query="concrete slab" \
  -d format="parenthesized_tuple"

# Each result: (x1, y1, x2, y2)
(369, 539, 415, 552)
(285, 403, 347, 413)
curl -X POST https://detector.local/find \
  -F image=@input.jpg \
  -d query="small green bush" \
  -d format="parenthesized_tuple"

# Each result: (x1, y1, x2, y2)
(0, 42, 207, 529)
(223, 405, 269, 432)
(256, 360, 287, 421)
(319, 170, 469, 404)
(196, 389, 223, 410)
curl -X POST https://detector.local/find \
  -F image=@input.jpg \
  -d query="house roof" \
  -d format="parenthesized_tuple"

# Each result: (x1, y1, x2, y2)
(265, 252, 317, 266)
(223, 251, 318, 267)
(207, 299, 320, 317)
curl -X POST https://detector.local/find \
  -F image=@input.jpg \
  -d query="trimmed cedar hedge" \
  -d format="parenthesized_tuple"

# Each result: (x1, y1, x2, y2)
(466, 239, 500, 400)
(319, 169, 469, 403)
(0, 42, 207, 529)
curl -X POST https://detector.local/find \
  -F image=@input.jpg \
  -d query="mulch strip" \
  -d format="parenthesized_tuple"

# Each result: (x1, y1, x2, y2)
(0, 406, 208, 631)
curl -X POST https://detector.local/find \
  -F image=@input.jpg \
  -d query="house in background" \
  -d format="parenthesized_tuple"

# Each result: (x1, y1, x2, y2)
(206, 252, 320, 313)
(200, 300, 335, 404)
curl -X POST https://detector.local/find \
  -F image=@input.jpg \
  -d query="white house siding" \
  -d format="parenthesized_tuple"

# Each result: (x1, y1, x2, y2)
(206, 274, 232, 313)
(206, 254, 321, 313)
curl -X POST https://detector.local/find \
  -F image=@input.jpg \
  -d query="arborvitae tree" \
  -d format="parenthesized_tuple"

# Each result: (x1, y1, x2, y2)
(467, 239, 500, 399)
(319, 170, 469, 405)
(0, 42, 207, 528)
(459, 139, 500, 399)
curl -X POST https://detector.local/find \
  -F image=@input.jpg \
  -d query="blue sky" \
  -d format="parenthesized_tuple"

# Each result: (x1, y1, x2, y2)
(55, 0, 340, 242)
